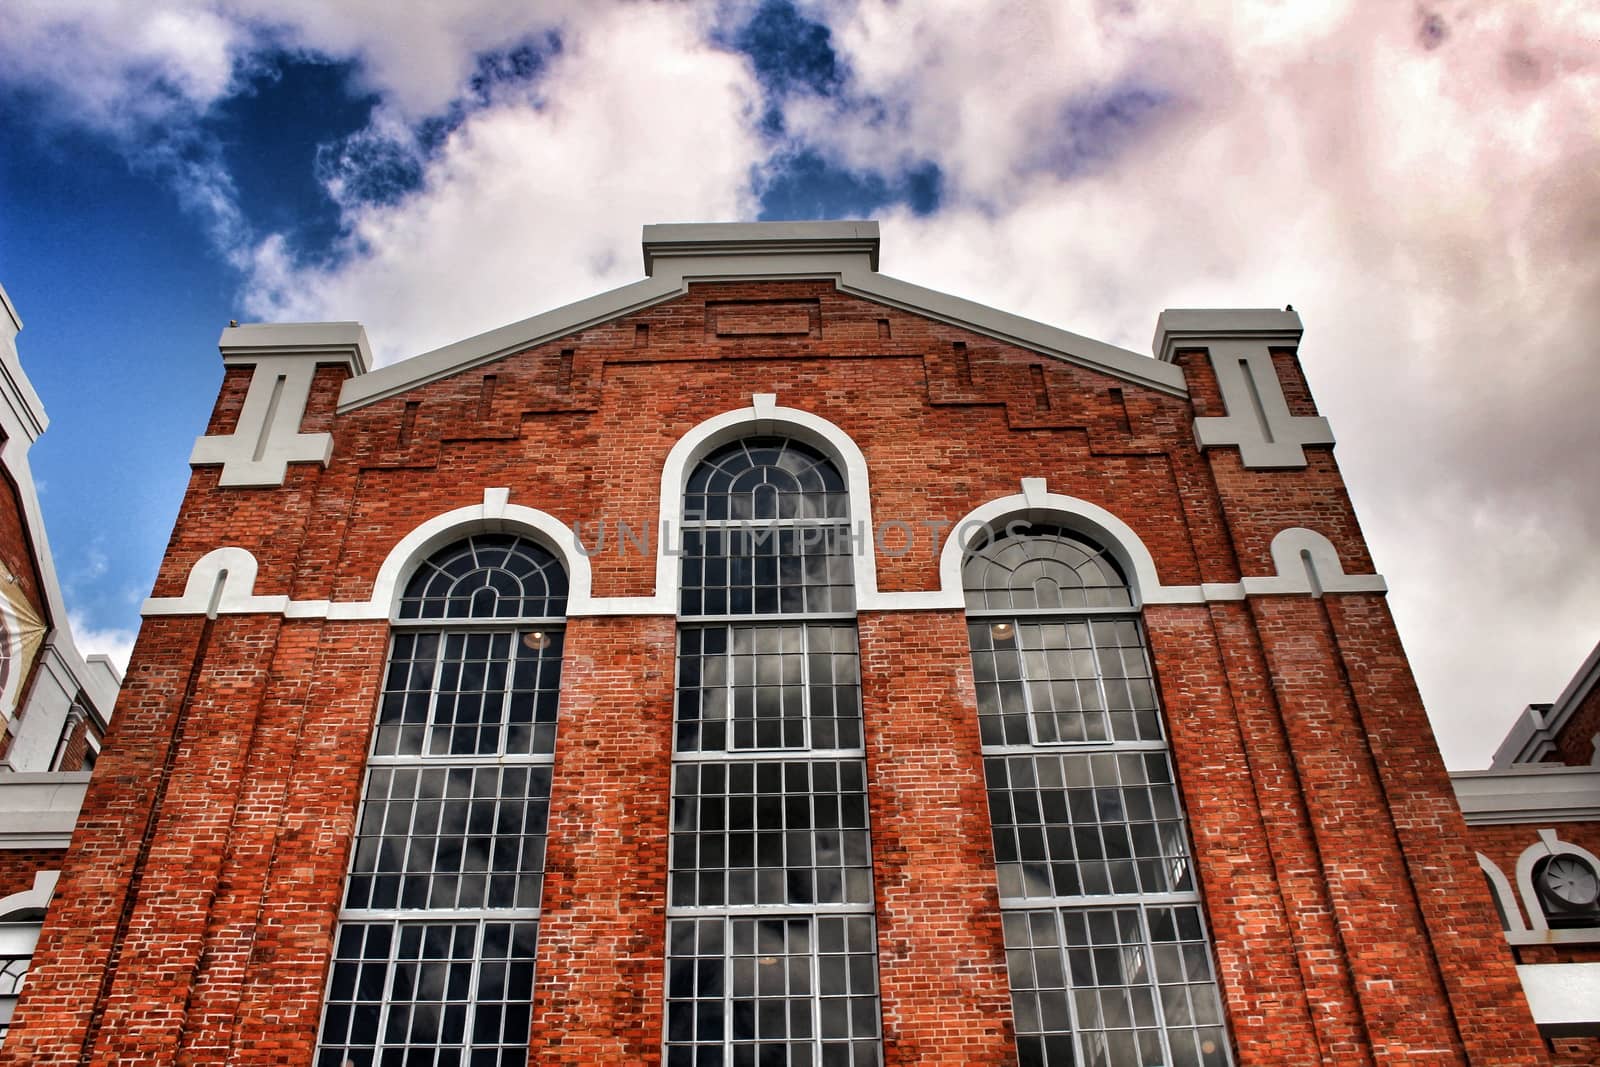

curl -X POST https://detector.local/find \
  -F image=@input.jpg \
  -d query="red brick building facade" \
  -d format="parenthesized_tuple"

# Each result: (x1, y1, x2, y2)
(0, 223, 1576, 1064)
(1453, 639, 1600, 1065)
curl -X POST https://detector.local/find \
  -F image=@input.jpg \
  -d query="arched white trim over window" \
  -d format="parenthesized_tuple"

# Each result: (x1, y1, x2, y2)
(654, 394, 895, 612)
(0, 871, 58, 921)
(1477, 852, 1526, 933)
(938, 479, 1186, 607)
(140, 491, 597, 620)
(360, 490, 592, 619)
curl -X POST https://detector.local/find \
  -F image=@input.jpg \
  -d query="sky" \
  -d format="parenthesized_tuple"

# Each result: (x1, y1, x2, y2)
(0, 0, 1595, 769)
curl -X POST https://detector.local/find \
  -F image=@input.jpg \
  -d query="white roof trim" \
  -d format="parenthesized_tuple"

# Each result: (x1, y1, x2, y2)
(219, 321, 372, 374)
(0, 772, 89, 850)
(338, 222, 1187, 411)
(1451, 765, 1600, 824)
(1491, 638, 1600, 768)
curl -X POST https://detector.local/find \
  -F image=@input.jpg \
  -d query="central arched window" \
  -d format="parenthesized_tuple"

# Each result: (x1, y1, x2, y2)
(664, 437, 882, 1067)
(315, 533, 568, 1067)
(964, 524, 1232, 1067)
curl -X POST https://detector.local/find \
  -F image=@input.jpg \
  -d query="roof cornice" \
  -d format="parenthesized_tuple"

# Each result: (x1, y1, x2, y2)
(1153, 307, 1304, 363)
(1451, 765, 1600, 824)
(643, 220, 881, 273)
(1491, 638, 1600, 768)
(338, 221, 1187, 411)
(219, 321, 372, 374)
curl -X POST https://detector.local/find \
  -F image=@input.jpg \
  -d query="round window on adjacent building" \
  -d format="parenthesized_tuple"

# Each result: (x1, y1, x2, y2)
(1533, 853, 1600, 928)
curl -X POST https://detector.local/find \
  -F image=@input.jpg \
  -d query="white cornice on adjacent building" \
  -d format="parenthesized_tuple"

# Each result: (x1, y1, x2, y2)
(1491, 639, 1600, 768)
(0, 771, 91, 849)
(0, 281, 48, 444)
(338, 221, 1190, 412)
(1451, 764, 1600, 825)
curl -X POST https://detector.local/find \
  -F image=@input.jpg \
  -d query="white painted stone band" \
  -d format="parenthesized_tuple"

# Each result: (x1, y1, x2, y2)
(149, 398, 1382, 619)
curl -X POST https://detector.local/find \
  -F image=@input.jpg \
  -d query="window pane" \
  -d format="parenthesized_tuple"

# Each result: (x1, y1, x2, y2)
(676, 625, 861, 754)
(327, 534, 563, 1066)
(399, 534, 568, 620)
(669, 439, 878, 1066)
(317, 920, 538, 1067)
(965, 531, 1231, 1067)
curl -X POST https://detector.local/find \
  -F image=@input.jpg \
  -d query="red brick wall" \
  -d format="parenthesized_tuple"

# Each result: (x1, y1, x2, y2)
(528, 614, 676, 1061)
(858, 610, 1012, 1063)
(1555, 681, 1600, 766)
(1464, 820, 1600, 1065)
(1, 282, 1557, 1064)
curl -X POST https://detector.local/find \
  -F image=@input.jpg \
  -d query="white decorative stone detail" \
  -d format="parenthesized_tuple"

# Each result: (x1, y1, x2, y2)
(149, 424, 1384, 620)
(141, 547, 289, 617)
(191, 322, 370, 488)
(0, 869, 60, 920)
(1020, 477, 1048, 510)
(191, 356, 335, 487)
(938, 485, 1205, 608)
(1193, 342, 1334, 468)
(1478, 852, 1528, 933)
(1155, 308, 1332, 469)
(1240, 528, 1386, 596)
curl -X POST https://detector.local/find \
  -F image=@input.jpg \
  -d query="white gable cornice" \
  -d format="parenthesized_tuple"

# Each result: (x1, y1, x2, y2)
(338, 221, 1187, 412)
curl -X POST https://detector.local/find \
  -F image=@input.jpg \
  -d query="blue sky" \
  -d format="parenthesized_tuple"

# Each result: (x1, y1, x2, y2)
(1, 0, 1596, 768)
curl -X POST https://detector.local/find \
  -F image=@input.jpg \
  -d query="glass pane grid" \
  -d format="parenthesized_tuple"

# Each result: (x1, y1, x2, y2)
(668, 440, 880, 1066)
(1004, 906, 1229, 1067)
(679, 527, 856, 617)
(963, 529, 1231, 1067)
(345, 765, 552, 912)
(969, 619, 1160, 748)
(962, 526, 1133, 613)
(376, 631, 563, 759)
(325, 535, 566, 1067)
(315, 919, 538, 1067)
(986, 751, 1191, 902)
(670, 759, 873, 909)
(683, 438, 849, 523)
(665, 916, 880, 1067)
(399, 533, 568, 620)
(676, 625, 862, 754)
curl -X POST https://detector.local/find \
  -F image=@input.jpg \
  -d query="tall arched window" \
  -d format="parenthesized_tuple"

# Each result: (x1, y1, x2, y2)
(315, 533, 568, 1067)
(664, 437, 882, 1066)
(964, 523, 1232, 1067)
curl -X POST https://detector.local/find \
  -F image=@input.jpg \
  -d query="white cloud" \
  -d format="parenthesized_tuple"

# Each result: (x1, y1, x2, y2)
(798, 0, 1600, 766)
(241, 3, 763, 364)
(69, 611, 137, 674)
(1, 1, 241, 127)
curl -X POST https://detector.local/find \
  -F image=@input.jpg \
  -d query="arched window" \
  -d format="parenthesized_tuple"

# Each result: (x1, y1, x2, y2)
(0, 912, 42, 1046)
(664, 437, 882, 1066)
(964, 522, 1233, 1067)
(1531, 853, 1600, 929)
(315, 533, 567, 1067)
